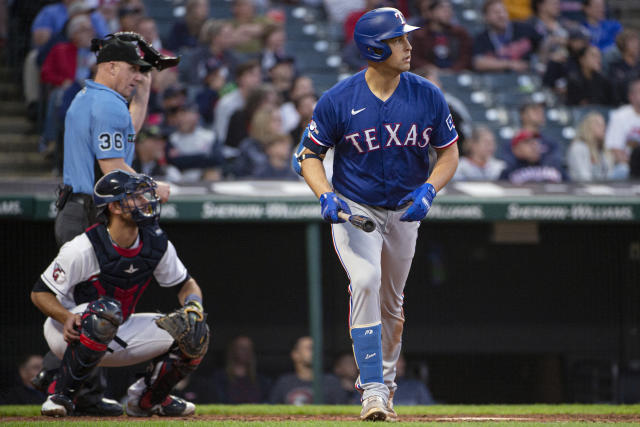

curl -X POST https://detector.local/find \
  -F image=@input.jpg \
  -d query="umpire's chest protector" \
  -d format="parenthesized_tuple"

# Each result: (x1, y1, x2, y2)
(74, 224, 168, 319)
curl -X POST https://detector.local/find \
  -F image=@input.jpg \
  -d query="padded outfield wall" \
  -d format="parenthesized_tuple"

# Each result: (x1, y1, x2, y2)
(1, 180, 639, 403)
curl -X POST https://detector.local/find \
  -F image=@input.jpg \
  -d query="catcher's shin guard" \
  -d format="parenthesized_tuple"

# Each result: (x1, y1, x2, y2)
(54, 298, 122, 398)
(138, 352, 202, 408)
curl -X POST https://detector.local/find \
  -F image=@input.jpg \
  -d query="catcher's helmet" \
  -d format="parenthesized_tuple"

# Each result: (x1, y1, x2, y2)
(94, 170, 160, 225)
(353, 7, 420, 62)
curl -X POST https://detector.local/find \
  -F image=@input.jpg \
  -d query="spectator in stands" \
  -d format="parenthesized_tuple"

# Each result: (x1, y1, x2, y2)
(499, 129, 565, 183)
(181, 19, 239, 86)
(609, 29, 640, 106)
(567, 111, 612, 180)
(0, 354, 46, 405)
(184, 336, 271, 403)
(138, 17, 180, 118)
(526, 0, 571, 67)
(31, 0, 108, 48)
(213, 60, 263, 146)
(566, 45, 613, 105)
(517, 101, 564, 169)
(580, 0, 621, 54)
(604, 78, 640, 180)
(268, 57, 299, 133)
(472, 0, 542, 73)
(132, 125, 175, 180)
(392, 354, 435, 405)
(228, 0, 273, 55)
(233, 105, 284, 177)
(196, 59, 227, 125)
(260, 23, 288, 73)
(269, 336, 347, 405)
(117, 0, 145, 33)
(99, 0, 120, 33)
(453, 125, 506, 180)
(542, 25, 590, 99)
(281, 75, 317, 137)
(167, 102, 224, 182)
(410, 0, 473, 71)
(226, 84, 279, 148)
(252, 133, 299, 180)
(36, 1, 104, 67)
(158, 84, 188, 133)
(291, 93, 318, 144)
(165, 0, 209, 52)
(40, 14, 95, 88)
(40, 15, 96, 165)
(333, 353, 361, 405)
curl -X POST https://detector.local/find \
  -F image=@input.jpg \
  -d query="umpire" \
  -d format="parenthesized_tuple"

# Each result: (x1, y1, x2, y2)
(54, 33, 171, 246)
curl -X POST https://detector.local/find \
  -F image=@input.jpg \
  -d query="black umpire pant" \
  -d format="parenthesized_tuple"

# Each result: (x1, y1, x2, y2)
(54, 193, 97, 247)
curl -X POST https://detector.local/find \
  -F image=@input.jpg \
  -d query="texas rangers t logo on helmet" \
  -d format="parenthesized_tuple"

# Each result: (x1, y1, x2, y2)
(395, 11, 406, 24)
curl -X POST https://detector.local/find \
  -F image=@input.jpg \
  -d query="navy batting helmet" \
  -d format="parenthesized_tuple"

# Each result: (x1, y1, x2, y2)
(94, 170, 160, 225)
(353, 7, 420, 62)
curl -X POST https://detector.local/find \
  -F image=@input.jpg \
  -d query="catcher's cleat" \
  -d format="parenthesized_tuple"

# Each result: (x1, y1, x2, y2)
(41, 394, 74, 417)
(360, 396, 388, 421)
(127, 394, 195, 417)
(75, 398, 123, 416)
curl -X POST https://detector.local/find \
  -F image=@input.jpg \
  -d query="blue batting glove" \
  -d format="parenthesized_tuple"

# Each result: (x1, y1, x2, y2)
(319, 192, 351, 223)
(398, 183, 437, 222)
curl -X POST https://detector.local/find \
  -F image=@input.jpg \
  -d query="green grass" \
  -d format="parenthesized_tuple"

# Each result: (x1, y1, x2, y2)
(2, 404, 640, 425)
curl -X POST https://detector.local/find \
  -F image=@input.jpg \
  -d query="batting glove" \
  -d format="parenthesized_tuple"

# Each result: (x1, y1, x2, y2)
(398, 183, 437, 222)
(319, 192, 351, 223)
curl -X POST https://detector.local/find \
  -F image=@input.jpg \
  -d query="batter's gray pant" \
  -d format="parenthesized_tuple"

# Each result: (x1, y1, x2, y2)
(331, 194, 419, 403)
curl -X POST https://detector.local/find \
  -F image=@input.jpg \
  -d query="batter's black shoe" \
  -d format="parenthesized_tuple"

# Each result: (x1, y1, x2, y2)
(75, 398, 123, 416)
(41, 394, 74, 417)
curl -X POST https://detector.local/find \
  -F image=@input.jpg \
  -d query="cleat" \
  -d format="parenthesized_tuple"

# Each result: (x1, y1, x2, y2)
(360, 396, 388, 421)
(41, 394, 74, 417)
(156, 395, 195, 417)
(386, 392, 398, 420)
(127, 394, 195, 417)
(75, 397, 123, 416)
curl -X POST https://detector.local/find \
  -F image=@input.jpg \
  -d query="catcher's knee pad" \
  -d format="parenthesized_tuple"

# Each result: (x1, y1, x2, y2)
(81, 297, 123, 345)
(351, 323, 383, 384)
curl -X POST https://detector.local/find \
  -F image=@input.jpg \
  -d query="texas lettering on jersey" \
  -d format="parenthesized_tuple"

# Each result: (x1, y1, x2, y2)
(324, 123, 435, 153)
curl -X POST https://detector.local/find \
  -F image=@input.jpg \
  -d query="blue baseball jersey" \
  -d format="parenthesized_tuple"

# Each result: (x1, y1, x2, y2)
(63, 80, 136, 195)
(303, 70, 458, 209)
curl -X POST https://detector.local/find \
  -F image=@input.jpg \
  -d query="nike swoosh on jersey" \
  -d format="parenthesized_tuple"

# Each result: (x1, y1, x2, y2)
(351, 107, 366, 115)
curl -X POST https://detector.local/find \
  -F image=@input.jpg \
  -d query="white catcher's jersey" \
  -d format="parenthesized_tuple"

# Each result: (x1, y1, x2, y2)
(41, 232, 188, 310)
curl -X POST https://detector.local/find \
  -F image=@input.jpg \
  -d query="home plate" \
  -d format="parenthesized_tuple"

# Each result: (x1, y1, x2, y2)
(435, 417, 538, 421)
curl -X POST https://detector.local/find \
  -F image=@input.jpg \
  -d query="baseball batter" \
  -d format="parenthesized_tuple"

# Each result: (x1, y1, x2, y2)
(296, 7, 459, 421)
(31, 170, 210, 417)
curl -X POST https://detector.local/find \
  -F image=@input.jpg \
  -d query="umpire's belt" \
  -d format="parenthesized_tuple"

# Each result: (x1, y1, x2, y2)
(69, 193, 94, 206)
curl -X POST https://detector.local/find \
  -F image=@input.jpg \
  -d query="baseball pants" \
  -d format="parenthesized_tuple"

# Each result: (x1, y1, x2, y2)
(44, 303, 175, 368)
(332, 193, 420, 402)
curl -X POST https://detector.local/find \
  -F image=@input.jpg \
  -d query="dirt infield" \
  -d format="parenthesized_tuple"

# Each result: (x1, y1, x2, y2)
(6, 413, 640, 423)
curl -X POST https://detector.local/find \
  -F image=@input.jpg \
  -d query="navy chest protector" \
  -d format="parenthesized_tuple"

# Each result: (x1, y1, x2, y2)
(74, 224, 168, 320)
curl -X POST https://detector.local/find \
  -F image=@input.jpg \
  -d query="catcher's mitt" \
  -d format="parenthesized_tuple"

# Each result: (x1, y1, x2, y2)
(155, 302, 210, 359)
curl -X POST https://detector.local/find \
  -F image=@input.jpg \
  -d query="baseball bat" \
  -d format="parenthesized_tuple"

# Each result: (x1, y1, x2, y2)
(338, 212, 376, 233)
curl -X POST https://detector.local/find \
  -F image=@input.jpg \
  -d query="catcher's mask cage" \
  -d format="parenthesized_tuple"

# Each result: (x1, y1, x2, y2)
(94, 170, 160, 225)
(353, 7, 420, 62)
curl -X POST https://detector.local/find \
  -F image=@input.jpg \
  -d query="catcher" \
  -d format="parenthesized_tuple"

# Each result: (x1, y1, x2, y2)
(31, 170, 210, 417)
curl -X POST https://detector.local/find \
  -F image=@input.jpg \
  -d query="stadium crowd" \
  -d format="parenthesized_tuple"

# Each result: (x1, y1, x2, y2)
(8, 0, 640, 184)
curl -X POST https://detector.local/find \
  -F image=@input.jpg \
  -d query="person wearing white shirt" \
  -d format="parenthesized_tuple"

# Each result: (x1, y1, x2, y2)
(604, 78, 640, 179)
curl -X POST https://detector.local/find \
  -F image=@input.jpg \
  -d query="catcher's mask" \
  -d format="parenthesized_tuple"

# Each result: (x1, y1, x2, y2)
(94, 170, 160, 226)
